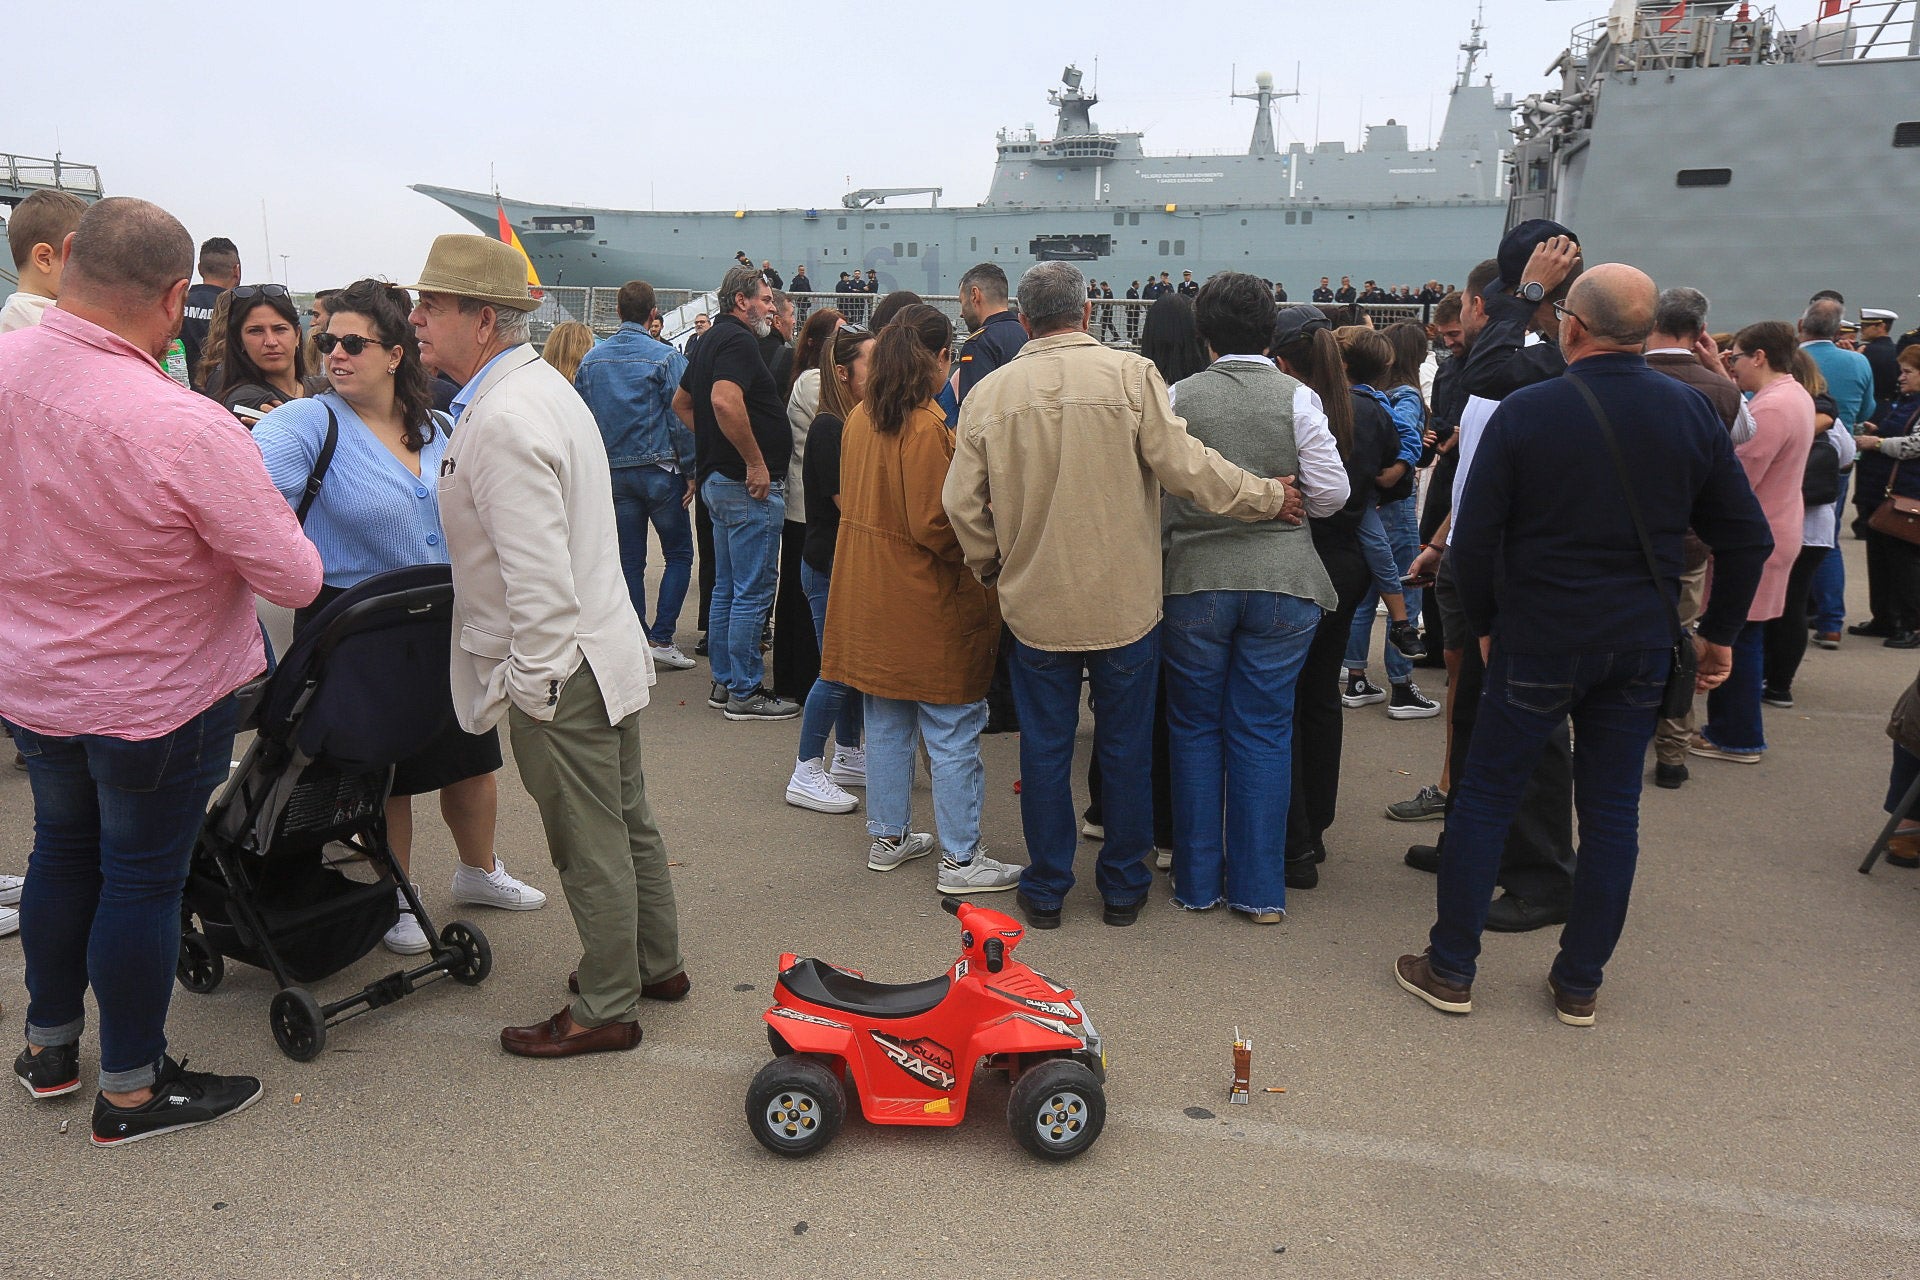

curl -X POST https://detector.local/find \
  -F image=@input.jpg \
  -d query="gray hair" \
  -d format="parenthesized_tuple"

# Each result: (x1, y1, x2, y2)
(1800, 298, 1842, 341)
(769, 289, 793, 313)
(1017, 262, 1088, 333)
(719, 264, 767, 316)
(1653, 287, 1711, 341)
(456, 295, 532, 344)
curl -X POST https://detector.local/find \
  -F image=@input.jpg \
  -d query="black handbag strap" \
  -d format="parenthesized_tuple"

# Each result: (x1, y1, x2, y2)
(295, 404, 340, 525)
(1565, 373, 1685, 646)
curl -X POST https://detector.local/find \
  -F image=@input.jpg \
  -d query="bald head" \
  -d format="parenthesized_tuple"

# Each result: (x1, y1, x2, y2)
(1565, 264, 1655, 349)
(62, 197, 193, 305)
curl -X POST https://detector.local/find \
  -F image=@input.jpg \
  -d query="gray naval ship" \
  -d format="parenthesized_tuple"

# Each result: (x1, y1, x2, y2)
(413, 20, 1515, 299)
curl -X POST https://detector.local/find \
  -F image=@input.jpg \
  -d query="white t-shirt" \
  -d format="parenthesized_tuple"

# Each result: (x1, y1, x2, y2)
(1445, 395, 1500, 546)
(0, 290, 54, 335)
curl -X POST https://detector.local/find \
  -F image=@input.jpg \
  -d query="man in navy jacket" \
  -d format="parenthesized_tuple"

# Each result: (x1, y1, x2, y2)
(1396, 264, 1772, 1027)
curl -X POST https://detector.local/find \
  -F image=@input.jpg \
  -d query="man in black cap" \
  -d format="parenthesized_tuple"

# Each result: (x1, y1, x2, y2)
(1459, 219, 1582, 400)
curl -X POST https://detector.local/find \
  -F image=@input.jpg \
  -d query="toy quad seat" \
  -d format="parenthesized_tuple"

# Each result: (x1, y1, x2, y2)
(778, 958, 950, 1019)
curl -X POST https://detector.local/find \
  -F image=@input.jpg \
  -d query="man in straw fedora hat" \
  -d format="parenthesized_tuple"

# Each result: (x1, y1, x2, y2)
(409, 234, 687, 1057)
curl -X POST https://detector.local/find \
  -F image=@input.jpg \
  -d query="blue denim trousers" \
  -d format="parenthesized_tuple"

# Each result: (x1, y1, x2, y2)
(1010, 628, 1160, 910)
(1346, 486, 1419, 683)
(862, 696, 986, 860)
(1809, 471, 1849, 633)
(700, 473, 785, 698)
(1162, 591, 1322, 914)
(797, 561, 862, 761)
(1701, 620, 1767, 753)
(8, 697, 238, 1091)
(1428, 646, 1667, 996)
(612, 465, 694, 648)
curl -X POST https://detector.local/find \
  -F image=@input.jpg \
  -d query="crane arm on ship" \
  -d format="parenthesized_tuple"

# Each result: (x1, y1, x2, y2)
(841, 187, 944, 209)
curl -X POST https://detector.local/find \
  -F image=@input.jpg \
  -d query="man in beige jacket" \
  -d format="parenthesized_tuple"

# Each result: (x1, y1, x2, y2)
(943, 260, 1302, 929)
(412, 235, 684, 1058)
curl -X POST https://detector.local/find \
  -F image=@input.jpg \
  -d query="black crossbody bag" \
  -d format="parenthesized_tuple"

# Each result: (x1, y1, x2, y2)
(295, 405, 341, 525)
(1565, 375, 1698, 718)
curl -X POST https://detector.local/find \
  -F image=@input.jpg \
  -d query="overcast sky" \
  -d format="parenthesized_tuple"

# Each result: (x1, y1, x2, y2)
(14, 0, 1618, 290)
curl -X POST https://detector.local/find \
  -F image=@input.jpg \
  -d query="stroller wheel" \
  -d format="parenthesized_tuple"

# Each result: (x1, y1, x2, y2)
(270, 987, 327, 1062)
(439, 920, 492, 986)
(177, 931, 225, 994)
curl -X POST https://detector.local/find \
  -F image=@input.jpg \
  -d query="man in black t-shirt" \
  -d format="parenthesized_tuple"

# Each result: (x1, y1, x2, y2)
(672, 266, 798, 720)
(180, 236, 240, 391)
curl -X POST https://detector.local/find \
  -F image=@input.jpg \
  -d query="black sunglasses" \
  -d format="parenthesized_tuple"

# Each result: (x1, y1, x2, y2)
(315, 332, 392, 356)
(232, 284, 290, 301)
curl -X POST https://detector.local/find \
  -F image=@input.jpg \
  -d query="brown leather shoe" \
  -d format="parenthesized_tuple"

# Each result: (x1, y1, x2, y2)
(1394, 950, 1472, 1014)
(566, 969, 692, 1001)
(500, 1008, 641, 1057)
(1547, 977, 1596, 1027)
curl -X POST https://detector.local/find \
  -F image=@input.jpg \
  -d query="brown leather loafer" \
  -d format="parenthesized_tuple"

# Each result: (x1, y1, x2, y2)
(500, 1008, 641, 1058)
(1547, 976, 1597, 1027)
(567, 969, 692, 1001)
(1394, 950, 1472, 1014)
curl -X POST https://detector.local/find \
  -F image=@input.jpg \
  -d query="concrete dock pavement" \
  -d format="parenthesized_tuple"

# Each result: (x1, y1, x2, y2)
(2, 538, 1918, 1279)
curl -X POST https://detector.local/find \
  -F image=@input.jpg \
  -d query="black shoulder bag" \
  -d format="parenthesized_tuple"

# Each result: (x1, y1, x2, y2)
(295, 404, 340, 525)
(1565, 375, 1698, 718)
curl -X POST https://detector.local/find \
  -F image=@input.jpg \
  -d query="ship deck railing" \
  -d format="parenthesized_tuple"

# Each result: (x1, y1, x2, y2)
(0, 153, 104, 204)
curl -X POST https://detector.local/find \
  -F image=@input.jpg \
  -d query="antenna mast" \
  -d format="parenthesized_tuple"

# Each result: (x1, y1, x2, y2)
(1457, 2, 1488, 89)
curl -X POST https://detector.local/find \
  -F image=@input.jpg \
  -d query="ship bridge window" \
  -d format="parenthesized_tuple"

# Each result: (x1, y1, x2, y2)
(1129, 213, 1139, 226)
(1676, 168, 1732, 188)
(1286, 211, 1297, 226)
(1114, 212, 1125, 226)
(531, 215, 594, 232)
(1159, 240, 1169, 256)
(1174, 240, 1185, 256)
(1301, 211, 1313, 225)
(893, 242, 903, 258)
(838, 217, 848, 230)
(1894, 122, 1920, 147)
(908, 242, 918, 257)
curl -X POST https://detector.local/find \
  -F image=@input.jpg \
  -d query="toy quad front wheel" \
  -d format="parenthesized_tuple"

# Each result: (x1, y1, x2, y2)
(1008, 1058, 1105, 1160)
(747, 1055, 846, 1158)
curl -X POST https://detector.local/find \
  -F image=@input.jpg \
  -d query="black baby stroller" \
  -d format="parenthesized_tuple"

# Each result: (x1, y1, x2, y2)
(179, 564, 491, 1060)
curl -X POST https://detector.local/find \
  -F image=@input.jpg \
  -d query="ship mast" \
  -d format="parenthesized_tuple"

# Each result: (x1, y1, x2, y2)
(1232, 70, 1300, 157)
(1456, 3, 1488, 89)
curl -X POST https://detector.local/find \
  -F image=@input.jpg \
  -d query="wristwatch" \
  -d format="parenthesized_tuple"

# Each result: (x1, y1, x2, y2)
(1518, 280, 1546, 304)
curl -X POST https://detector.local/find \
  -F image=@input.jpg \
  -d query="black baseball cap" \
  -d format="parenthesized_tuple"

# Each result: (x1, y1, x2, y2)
(1272, 304, 1332, 349)
(1493, 218, 1578, 294)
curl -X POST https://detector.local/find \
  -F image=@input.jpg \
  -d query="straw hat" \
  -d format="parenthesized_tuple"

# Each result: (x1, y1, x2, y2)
(407, 234, 541, 312)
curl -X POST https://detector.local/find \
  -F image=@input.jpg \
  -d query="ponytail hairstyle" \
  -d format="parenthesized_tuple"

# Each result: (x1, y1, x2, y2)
(1271, 310, 1353, 460)
(863, 303, 953, 434)
(816, 323, 876, 422)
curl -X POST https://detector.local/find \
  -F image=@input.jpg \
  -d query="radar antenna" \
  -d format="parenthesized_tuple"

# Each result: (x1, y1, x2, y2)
(1232, 68, 1301, 157)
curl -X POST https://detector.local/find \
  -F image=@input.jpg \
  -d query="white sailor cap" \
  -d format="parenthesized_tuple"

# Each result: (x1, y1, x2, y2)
(1861, 307, 1899, 323)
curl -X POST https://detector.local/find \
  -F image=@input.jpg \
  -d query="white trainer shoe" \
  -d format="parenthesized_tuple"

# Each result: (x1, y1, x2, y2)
(868, 832, 935, 872)
(0, 872, 22, 907)
(450, 859, 548, 910)
(828, 746, 867, 789)
(786, 758, 858, 814)
(0, 904, 18, 937)
(383, 887, 430, 955)
(650, 643, 697, 671)
(936, 852, 1024, 894)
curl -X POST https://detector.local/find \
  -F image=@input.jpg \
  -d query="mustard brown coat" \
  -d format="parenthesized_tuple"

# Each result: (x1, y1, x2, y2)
(820, 401, 999, 703)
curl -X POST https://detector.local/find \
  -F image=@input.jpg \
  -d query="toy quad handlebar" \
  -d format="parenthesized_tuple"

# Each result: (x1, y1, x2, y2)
(940, 896, 963, 916)
(942, 896, 1012, 972)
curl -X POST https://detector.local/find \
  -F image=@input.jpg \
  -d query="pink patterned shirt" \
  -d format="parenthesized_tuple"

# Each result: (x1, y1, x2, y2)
(0, 308, 323, 739)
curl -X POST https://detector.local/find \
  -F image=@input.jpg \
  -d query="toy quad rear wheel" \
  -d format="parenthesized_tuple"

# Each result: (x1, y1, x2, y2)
(1008, 1058, 1105, 1160)
(747, 1055, 845, 1158)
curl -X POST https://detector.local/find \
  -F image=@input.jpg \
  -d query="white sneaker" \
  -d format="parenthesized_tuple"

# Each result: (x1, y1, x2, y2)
(1081, 820, 1104, 841)
(1155, 848, 1174, 870)
(450, 858, 548, 910)
(0, 904, 18, 937)
(786, 758, 858, 814)
(936, 852, 1024, 894)
(868, 832, 935, 872)
(650, 643, 697, 671)
(0, 873, 22, 907)
(383, 888, 430, 955)
(828, 746, 866, 789)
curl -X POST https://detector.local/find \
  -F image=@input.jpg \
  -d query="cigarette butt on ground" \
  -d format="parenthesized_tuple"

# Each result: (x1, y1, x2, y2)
(292, 1093, 302, 1104)
(1264, 1087, 1287, 1093)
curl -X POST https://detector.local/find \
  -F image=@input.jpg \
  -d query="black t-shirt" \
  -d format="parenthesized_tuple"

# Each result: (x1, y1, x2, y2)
(802, 411, 846, 573)
(180, 282, 224, 389)
(678, 314, 791, 482)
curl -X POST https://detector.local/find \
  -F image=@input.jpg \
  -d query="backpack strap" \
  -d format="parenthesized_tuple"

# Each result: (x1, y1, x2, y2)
(295, 404, 340, 525)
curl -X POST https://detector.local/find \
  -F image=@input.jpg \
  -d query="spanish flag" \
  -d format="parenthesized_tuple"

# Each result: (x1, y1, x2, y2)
(496, 204, 543, 299)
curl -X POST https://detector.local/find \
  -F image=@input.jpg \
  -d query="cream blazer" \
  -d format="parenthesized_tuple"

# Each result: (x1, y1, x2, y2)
(438, 346, 653, 732)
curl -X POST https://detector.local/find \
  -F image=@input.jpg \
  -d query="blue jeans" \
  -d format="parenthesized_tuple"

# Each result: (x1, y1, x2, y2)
(862, 696, 986, 859)
(612, 465, 693, 647)
(700, 473, 785, 698)
(1701, 620, 1767, 753)
(1162, 592, 1322, 914)
(1809, 471, 1849, 633)
(8, 698, 238, 1092)
(797, 561, 861, 761)
(1010, 629, 1160, 910)
(1346, 489, 1419, 684)
(1428, 646, 1667, 995)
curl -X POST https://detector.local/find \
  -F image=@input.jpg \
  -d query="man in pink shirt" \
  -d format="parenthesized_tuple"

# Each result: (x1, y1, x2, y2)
(0, 197, 322, 1146)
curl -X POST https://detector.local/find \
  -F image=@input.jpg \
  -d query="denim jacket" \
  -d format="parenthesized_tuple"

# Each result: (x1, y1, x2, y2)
(572, 323, 695, 471)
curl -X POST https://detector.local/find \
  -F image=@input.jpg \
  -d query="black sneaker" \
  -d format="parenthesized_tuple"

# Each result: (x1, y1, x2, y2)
(694, 632, 710, 656)
(1283, 857, 1319, 890)
(1654, 761, 1689, 789)
(1761, 686, 1794, 709)
(14, 1042, 81, 1099)
(1340, 672, 1387, 708)
(1386, 620, 1427, 660)
(706, 680, 729, 709)
(90, 1057, 263, 1148)
(1387, 681, 1441, 720)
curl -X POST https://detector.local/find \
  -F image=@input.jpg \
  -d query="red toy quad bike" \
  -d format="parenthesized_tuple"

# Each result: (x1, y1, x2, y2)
(747, 896, 1107, 1161)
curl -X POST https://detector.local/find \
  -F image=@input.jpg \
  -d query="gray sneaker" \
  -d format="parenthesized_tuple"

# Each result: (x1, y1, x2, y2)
(936, 852, 1023, 894)
(868, 832, 935, 872)
(1385, 785, 1447, 822)
(724, 690, 800, 721)
(706, 681, 729, 709)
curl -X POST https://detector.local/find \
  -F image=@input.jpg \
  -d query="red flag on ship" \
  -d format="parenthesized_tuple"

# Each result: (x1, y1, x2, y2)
(495, 204, 543, 300)
(1659, 3, 1688, 33)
